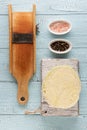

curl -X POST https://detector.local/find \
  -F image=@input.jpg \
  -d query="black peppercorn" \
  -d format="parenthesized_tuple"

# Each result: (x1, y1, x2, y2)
(50, 41, 69, 52)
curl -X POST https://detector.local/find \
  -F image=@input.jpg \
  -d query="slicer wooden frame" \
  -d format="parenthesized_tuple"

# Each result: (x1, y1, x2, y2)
(8, 4, 36, 105)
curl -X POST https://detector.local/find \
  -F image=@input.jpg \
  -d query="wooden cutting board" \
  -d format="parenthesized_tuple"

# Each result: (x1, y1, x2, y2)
(8, 5, 36, 105)
(41, 59, 79, 116)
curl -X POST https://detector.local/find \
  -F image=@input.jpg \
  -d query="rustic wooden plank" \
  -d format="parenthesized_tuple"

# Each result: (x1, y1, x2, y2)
(41, 59, 79, 116)
(0, 15, 87, 49)
(0, 48, 87, 82)
(0, 80, 86, 115)
(80, 81, 87, 115)
(0, 0, 87, 14)
(0, 82, 40, 114)
(0, 49, 86, 115)
(0, 115, 87, 130)
(0, 0, 86, 130)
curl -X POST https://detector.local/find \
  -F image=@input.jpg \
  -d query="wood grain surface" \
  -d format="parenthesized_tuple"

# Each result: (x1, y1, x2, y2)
(8, 5, 36, 104)
(0, 0, 87, 130)
(41, 59, 79, 116)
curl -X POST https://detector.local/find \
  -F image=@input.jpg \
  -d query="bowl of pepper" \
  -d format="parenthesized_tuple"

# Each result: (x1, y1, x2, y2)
(49, 39, 72, 54)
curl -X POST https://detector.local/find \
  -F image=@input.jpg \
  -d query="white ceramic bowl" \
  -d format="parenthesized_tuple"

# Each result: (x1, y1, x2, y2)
(49, 39, 72, 54)
(48, 20, 72, 35)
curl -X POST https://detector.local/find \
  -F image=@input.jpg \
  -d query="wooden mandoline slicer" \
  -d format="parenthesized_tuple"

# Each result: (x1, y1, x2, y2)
(8, 4, 36, 105)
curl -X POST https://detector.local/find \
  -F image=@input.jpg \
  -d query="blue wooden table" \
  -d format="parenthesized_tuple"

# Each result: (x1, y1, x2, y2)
(0, 0, 87, 129)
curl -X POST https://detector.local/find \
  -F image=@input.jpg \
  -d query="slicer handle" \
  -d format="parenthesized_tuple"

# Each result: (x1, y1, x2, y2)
(17, 80, 29, 105)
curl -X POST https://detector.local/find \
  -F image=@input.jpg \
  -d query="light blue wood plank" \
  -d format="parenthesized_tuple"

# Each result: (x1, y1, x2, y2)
(36, 14, 87, 48)
(0, 0, 87, 14)
(0, 15, 87, 49)
(0, 80, 86, 115)
(0, 0, 87, 130)
(80, 81, 87, 115)
(0, 49, 86, 82)
(0, 82, 41, 114)
(0, 115, 87, 130)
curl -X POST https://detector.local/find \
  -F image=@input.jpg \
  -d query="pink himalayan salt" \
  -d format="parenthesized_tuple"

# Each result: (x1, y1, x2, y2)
(50, 21, 70, 33)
